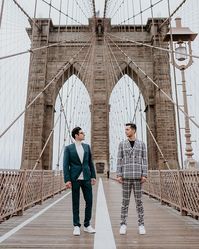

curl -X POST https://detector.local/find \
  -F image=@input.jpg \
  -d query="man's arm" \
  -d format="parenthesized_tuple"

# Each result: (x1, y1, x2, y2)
(116, 142, 123, 182)
(141, 142, 148, 178)
(63, 146, 71, 183)
(88, 145, 96, 179)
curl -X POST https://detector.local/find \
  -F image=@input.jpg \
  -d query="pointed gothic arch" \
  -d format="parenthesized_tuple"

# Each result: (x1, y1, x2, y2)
(21, 17, 179, 171)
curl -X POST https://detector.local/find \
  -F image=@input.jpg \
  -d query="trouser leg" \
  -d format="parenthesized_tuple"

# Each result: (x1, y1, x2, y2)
(71, 180, 81, 227)
(121, 179, 133, 225)
(132, 180, 144, 226)
(81, 180, 93, 227)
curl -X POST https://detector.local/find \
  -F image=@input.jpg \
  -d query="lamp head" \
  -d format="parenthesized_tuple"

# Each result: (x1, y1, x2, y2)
(163, 18, 198, 42)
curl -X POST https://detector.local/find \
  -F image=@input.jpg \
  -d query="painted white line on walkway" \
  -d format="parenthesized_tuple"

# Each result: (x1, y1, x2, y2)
(0, 191, 71, 243)
(94, 178, 116, 249)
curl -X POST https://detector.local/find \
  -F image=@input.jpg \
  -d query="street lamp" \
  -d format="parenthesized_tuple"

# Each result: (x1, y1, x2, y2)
(164, 18, 198, 169)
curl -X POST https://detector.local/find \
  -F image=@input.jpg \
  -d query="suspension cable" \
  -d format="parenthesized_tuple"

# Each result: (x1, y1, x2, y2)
(68, 46, 93, 129)
(105, 34, 199, 130)
(166, 0, 184, 168)
(74, 0, 89, 20)
(82, 0, 93, 17)
(139, 90, 144, 141)
(111, 0, 125, 20)
(57, 37, 94, 139)
(105, 37, 139, 121)
(33, 0, 38, 18)
(40, 0, 83, 25)
(12, 0, 41, 30)
(141, 112, 171, 170)
(55, 0, 64, 170)
(0, 37, 92, 61)
(29, 36, 94, 173)
(103, 0, 109, 18)
(160, 0, 187, 29)
(120, 0, 164, 25)
(0, 35, 93, 139)
(139, 0, 143, 32)
(105, 34, 171, 170)
(106, 33, 199, 60)
(107, 0, 120, 19)
(106, 42, 171, 170)
(91, 0, 96, 18)
(0, 0, 5, 29)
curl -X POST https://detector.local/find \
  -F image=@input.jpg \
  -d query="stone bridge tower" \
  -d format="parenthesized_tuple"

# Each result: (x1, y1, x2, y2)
(21, 17, 178, 172)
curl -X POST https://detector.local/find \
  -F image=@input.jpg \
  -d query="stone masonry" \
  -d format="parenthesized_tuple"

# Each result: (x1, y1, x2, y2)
(21, 17, 179, 171)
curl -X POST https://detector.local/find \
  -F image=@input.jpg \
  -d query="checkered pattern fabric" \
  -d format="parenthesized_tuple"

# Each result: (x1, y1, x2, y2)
(121, 179, 144, 226)
(116, 139, 148, 179)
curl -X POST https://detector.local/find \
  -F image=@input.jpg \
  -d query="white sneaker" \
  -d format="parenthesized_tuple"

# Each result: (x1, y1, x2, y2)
(73, 226, 80, 236)
(139, 225, 146, 235)
(119, 224, 127, 235)
(84, 225, 96, 234)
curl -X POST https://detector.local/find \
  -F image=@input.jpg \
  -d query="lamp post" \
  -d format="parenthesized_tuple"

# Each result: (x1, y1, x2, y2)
(164, 18, 198, 169)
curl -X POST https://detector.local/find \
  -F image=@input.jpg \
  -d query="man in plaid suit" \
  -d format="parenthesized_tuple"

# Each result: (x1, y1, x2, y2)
(116, 123, 148, 235)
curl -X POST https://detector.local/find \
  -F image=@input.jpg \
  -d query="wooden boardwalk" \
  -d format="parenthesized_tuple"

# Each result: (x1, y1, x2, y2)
(0, 177, 199, 249)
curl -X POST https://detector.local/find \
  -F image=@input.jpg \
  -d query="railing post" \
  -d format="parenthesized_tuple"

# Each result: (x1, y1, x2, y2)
(52, 171, 55, 198)
(148, 171, 150, 197)
(179, 171, 187, 216)
(177, 170, 183, 215)
(159, 170, 163, 204)
(60, 171, 62, 193)
(40, 171, 44, 205)
(18, 170, 27, 216)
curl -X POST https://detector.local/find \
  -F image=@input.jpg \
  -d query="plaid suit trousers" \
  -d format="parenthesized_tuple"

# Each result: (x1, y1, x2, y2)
(121, 179, 144, 226)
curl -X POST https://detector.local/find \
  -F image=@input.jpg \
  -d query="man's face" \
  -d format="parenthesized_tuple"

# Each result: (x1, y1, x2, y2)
(125, 126, 135, 138)
(76, 130, 85, 141)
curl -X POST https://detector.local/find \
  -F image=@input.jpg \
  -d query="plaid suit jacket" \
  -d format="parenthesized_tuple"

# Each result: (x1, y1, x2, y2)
(116, 139, 148, 179)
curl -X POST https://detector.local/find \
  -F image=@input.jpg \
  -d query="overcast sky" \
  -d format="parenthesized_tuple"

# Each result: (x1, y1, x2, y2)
(0, 0, 199, 170)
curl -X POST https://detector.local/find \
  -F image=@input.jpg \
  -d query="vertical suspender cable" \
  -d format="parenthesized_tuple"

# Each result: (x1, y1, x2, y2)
(167, 0, 184, 169)
(139, 0, 143, 32)
(0, 0, 5, 29)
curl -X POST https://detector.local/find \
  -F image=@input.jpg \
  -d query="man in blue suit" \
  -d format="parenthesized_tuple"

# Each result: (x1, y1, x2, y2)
(63, 127, 96, 236)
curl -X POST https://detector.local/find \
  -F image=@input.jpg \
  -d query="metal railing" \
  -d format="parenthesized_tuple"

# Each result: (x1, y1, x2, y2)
(0, 170, 66, 221)
(1, 169, 198, 221)
(111, 170, 199, 218)
(143, 170, 199, 217)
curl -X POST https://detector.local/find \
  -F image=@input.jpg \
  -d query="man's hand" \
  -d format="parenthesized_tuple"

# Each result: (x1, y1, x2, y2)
(91, 178, 96, 185)
(65, 181, 72, 189)
(141, 176, 147, 184)
(117, 176, 123, 184)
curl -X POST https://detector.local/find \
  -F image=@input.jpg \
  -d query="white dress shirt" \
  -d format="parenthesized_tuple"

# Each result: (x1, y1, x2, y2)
(75, 141, 84, 180)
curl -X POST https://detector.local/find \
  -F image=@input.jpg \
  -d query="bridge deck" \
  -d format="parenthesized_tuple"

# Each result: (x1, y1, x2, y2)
(0, 177, 198, 249)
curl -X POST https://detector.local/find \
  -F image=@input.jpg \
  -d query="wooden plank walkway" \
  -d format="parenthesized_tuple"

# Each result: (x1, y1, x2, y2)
(0, 177, 199, 249)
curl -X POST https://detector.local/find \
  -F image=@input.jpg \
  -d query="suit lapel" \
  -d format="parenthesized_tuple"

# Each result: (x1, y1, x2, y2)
(133, 140, 138, 150)
(124, 140, 132, 153)
(125, 139, 137, 152)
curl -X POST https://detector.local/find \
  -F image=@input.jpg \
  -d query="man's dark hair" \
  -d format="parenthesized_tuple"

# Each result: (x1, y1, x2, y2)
(72, 127, 82, 139)
(125, 123, 137, 132)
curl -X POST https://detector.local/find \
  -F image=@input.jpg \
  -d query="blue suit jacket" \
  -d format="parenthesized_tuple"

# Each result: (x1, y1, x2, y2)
(63, 143, 96, 183)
